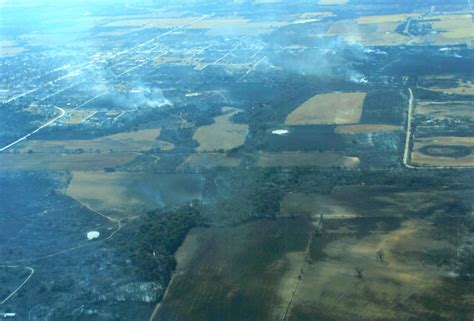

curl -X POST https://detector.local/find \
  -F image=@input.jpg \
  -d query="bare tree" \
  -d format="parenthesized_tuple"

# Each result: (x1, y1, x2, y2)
(376, 250, 385, 263)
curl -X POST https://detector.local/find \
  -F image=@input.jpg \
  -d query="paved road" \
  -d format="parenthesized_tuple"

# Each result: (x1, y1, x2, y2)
(403, 88, 415, 168)
(0, 266, 34, 305)
(0, 106, 65, 152)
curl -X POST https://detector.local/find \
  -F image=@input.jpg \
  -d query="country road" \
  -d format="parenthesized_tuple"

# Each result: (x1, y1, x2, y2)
(0, 266, 34, 305)
(403, 88, 415, 168)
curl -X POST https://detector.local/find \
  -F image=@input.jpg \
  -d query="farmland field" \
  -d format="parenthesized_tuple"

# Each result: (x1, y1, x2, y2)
(256, 151, 360, 168)
(194, 107, 249, 152)
(285, 92, 366, 125)
(153, 218, 313, 321)
(335, 124, 400, 135)
(411, 136, 474, 167)
(13, 128, 174, 154)
(67, 171, 205, 218)
(176, 153, 240, 172)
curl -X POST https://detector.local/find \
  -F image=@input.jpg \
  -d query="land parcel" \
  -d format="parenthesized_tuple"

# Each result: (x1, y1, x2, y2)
(285, 92, 366, 125)
(411, 136, 474, 167)
(0, 129, 173, 171)
(193, 107, 248, 152)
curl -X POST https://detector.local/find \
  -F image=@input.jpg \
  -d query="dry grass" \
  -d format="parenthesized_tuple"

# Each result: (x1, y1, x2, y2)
(256, 151, 360, 168)
(327, 13, 472, 46)
(0, 152, 136, 171)
(67, 171, 204, 218)
(411, 136, 474, 167)
(280, 193, 358, 219)
(15, 128, 174, 154)
(289, 219, 456, 321)
(425, 79, 474, 95)
(152, 218, 312, 321)
(357, 14, 417, 24)
(285, 92, 366, 125)
(415, 101, 474, 121)
(194, 107, 248, 152)
(0, 46, 24, 57)
(176, 153, 240, 172)
(106, 16, 289, 35)
(335, 124, 400, 134)
(65, 110, 97, 124)
(432, 14, 473, 39)
(318, 0, 347, 4)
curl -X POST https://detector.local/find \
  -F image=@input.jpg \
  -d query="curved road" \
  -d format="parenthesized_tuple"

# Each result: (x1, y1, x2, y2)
(0, 266, 34, 305)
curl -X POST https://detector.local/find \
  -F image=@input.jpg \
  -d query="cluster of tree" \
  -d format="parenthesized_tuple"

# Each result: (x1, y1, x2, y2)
(126, 203, 203, 285)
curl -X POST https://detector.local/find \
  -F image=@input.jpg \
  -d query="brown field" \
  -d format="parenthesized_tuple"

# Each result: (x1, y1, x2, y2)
(96, 28, 142, 37)
(357, 14, 417, 24)
(67, 171, 204, 218)
(283, 187, 472, 320)
(65, 110, 97, 124)
(176, 153, 240, 172)
(318, 0, 347, 4)
(335, 124, 400, 134)
(0, 152, 137, 171)
(285, 92, 366, 125)
(411, 136, 474, 167)
(14, 128, 174, 154)
(281, 186, 455, 220)
(256, 151, 360, 168)
(431, 14, 473, 39)
(152, 186, 473, 321)
(152, 218, 313, 321)
(0, 40, 25, 57)
(327, 13, 473, 47)
(194, 107, 248, 152)
(287, 219, 469, 321)
(415, 101, 474, 122)
(105, 16, 289, 35)
(280, 193, 358, 219)
(423, 79, 474, 95)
